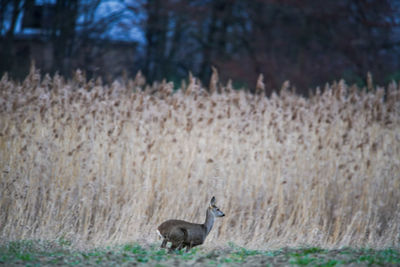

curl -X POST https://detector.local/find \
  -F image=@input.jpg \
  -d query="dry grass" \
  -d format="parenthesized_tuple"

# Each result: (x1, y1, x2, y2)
(0, 67, 399, 249)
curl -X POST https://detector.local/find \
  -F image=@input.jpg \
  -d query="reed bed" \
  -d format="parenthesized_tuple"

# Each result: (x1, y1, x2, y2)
(0, 67, 399, 249)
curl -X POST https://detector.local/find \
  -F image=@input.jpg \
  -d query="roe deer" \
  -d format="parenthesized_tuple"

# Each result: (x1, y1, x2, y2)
(157, 196, 225, 252)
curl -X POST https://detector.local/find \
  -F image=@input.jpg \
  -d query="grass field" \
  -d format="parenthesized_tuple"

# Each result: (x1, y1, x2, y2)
(0, 67, 400, 254)
(1, 240, 400, 266)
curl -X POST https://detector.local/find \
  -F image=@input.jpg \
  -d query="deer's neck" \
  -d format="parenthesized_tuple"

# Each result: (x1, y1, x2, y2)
(204, 208, 215, 236)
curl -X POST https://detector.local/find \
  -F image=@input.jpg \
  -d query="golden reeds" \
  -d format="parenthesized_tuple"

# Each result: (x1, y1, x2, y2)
(0, 67, 399, 249)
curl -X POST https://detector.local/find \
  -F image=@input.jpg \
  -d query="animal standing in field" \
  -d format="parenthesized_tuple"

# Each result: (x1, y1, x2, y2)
(157, 196, 225, 252)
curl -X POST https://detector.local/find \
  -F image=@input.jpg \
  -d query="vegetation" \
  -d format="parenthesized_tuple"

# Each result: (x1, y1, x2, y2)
(1, 240, 399, 266)
(1, 1, 400, 92)
(0, 67, 399, 251)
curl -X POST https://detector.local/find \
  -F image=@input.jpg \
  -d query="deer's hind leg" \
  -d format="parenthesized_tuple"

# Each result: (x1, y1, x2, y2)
(167, 227, 186, 252)
(160, 238, 168, 248)
(169, 241, 184, 252)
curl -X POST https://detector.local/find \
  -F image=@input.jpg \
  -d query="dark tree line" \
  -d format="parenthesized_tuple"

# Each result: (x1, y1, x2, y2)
(1, 0, 400, 93)
(135, 0, 400, 93)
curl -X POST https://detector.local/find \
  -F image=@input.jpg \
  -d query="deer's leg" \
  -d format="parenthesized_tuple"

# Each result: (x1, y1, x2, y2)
(169, 243, 179, 252)
(160, 239, 168, 248)
(168, 228, 185, 252)
(176, 241, 185, 251)
(185, 242, 193, 252)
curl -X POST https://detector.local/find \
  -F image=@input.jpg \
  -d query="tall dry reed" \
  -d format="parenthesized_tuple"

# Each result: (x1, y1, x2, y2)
(1, 67, 399, 249)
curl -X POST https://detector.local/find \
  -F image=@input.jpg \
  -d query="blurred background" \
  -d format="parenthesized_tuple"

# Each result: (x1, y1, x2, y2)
(1, 0, 400, 94)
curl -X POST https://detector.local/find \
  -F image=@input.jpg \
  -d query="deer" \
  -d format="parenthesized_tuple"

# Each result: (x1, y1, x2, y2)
(157, 196, 225, 252)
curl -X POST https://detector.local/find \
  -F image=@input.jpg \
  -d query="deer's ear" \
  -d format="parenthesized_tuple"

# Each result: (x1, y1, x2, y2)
(210, 196, 216, 205)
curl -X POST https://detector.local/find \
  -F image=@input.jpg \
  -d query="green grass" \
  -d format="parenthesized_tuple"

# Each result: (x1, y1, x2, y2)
(0, 240, 399, 266)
